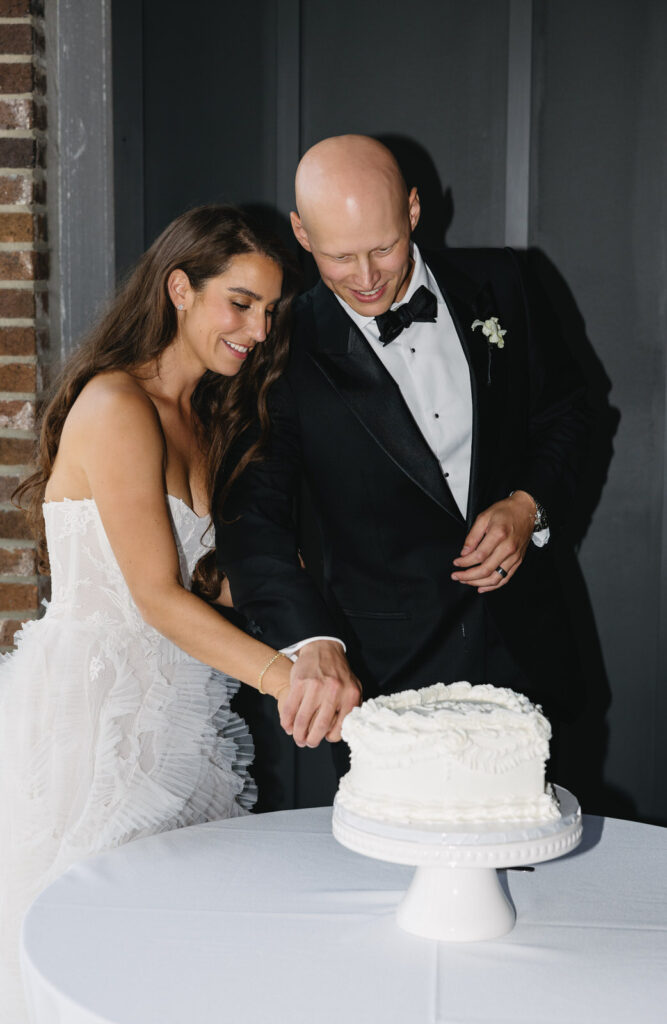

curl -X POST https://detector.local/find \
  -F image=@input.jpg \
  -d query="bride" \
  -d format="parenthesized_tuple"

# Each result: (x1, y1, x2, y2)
(0, 205, 298, 1018)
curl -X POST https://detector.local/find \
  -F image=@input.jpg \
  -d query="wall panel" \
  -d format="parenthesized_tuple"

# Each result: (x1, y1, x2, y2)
(301, 0, 510, 248)
(530, 0, 667, 821)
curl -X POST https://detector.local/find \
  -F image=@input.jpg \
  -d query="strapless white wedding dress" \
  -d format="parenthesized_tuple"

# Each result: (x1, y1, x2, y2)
(0, 495, 256, 1020)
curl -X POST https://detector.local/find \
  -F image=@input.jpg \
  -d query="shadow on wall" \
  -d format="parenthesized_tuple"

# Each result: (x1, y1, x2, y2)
(239, 203, 299, 253)
(377, 133, 454, 249)
(241, 201, 323, 292)
(521, 247, 633, 821)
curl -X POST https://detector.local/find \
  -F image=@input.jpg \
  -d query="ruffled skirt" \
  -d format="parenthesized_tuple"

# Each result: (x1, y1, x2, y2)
(0, 611, 256, 1019)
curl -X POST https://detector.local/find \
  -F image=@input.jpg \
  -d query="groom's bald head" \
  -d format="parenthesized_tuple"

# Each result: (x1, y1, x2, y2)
(294, 135, 409, 230)
(291, 135, 420, 315)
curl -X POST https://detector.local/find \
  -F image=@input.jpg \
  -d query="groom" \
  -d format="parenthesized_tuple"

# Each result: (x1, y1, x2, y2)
(217, 135, 589, 790)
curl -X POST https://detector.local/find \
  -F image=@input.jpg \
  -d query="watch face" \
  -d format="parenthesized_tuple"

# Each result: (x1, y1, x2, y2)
(534, 502, 548, 530)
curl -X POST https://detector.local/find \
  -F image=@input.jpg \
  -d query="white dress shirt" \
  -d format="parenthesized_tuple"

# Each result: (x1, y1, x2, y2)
(338, 244, 473, 515)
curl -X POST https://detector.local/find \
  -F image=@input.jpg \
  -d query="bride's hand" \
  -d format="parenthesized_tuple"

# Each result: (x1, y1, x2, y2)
(279, 640, 362, 747)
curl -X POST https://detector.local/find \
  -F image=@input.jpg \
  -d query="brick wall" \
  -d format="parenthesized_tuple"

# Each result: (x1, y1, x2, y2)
(0, 0, 47, 650)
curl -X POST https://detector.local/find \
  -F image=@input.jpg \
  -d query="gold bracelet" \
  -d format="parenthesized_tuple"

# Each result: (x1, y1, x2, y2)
(258, 651, 290, 695)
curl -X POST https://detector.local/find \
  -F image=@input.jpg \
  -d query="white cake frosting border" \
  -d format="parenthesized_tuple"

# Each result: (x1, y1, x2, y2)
(337, 778, 561, 825)
(341, 681, 552, 773)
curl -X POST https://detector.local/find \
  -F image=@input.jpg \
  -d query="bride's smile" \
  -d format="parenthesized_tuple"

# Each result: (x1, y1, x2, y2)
(171, 251, 283, 380)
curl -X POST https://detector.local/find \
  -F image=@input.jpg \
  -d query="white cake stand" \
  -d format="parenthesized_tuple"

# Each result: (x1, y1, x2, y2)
(332, 785, 582, 942)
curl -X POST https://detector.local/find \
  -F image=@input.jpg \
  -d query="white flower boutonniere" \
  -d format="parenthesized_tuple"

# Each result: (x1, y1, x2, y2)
(471, 316, 507, 348)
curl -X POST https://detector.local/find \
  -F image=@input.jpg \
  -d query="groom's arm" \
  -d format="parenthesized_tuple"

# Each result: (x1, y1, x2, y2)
(508, 248, 592, 528)
(215, 374, 361, 745)
(452, 248, 592, 592)
(216, 374, 336, 645)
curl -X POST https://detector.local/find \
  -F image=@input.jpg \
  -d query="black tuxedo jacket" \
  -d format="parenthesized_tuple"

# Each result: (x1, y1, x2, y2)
(217, 248, 590, 716)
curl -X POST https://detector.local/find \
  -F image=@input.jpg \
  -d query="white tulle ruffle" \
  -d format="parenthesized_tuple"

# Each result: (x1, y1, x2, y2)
(0, 613, 256, 993)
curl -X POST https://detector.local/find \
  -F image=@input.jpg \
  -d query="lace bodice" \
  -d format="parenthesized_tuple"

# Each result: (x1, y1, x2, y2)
(43, 495, 213, 634)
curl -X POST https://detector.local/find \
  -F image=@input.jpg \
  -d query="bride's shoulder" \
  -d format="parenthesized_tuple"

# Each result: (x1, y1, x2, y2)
(51, 373, 166, 499)
(69, 372, 160, 432)
(60, 372, 164, 466)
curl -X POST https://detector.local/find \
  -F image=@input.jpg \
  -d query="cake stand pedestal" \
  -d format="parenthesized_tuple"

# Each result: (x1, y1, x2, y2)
(332, 785, 582, 942)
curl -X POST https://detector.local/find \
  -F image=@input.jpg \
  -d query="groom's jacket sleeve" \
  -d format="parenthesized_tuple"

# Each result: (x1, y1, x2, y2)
(505, 248, 592, 532)
(214, 373, 337, 650)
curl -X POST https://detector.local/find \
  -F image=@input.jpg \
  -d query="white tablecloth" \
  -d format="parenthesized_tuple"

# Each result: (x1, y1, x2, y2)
(21, 808, 667, 1024)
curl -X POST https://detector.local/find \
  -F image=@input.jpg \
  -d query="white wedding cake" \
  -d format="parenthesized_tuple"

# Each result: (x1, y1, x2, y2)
(337, 681, 560, 825)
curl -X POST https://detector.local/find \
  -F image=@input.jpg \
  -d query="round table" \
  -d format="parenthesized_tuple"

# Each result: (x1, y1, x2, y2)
(21, 808, 667, 1024)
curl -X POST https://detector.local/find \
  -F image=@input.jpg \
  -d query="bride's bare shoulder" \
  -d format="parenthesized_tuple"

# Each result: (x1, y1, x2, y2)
(48, 372, 164, 501)
(67, 371, 160, 433)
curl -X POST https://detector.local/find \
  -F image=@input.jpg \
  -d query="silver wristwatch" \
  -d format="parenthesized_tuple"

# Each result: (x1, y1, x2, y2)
(532, 498, 548, 531)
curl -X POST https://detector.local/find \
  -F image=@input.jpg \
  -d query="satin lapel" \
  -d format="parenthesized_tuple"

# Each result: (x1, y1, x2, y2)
(425, 255, 509, 525)
(308, 284, 463, 522)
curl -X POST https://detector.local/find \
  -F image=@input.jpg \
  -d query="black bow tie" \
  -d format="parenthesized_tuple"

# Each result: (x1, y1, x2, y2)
(374, 286, 437, 345)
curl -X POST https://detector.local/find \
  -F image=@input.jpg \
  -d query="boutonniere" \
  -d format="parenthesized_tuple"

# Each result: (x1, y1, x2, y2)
(471, 316, 507, 349)
(471, 315, 507, 385)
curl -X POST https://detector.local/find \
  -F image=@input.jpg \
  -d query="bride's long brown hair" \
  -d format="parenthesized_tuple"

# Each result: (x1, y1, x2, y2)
(15, 205, 299, 596)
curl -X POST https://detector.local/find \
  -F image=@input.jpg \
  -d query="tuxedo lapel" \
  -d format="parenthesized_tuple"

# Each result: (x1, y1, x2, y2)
(308, 283, 463, 522)
(424, 253, 510, 524)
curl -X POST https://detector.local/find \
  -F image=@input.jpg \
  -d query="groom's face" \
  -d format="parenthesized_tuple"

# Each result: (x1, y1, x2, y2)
(291, 186, 420, 316)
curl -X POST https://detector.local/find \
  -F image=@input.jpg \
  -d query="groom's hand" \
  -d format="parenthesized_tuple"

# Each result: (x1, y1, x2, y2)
(280, 640, 362, 748)
(451, 490, 536, 593)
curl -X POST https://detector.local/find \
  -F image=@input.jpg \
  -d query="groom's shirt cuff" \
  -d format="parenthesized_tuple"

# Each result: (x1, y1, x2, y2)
(280, 636, 347, 661)
(531, 528, 550, 548)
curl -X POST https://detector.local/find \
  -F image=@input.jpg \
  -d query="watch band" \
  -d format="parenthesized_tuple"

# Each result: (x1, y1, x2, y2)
(533, 498, 548, 531)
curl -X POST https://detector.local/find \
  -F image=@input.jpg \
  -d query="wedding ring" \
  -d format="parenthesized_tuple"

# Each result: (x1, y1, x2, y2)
(495, 566, 508, 579)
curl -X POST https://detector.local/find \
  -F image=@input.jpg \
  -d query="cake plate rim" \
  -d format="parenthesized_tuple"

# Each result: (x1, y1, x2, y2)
(332, 784, 583, 869)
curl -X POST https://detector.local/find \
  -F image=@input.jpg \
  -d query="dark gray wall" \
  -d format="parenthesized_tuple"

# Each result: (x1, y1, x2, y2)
(529, 0, 667, 823)
(112, 0, 667, 823)
(113, 0, 280, 276)
(301, 0, 509, 247)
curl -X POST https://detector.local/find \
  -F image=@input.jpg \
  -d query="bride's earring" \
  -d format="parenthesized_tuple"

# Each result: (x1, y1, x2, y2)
(177, 303, 184, 311)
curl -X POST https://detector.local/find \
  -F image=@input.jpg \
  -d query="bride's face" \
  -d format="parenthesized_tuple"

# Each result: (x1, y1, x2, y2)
(176, 252, 283, 376)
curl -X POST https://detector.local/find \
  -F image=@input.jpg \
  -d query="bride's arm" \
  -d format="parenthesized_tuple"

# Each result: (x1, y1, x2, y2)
(67, 378, 292, 702)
